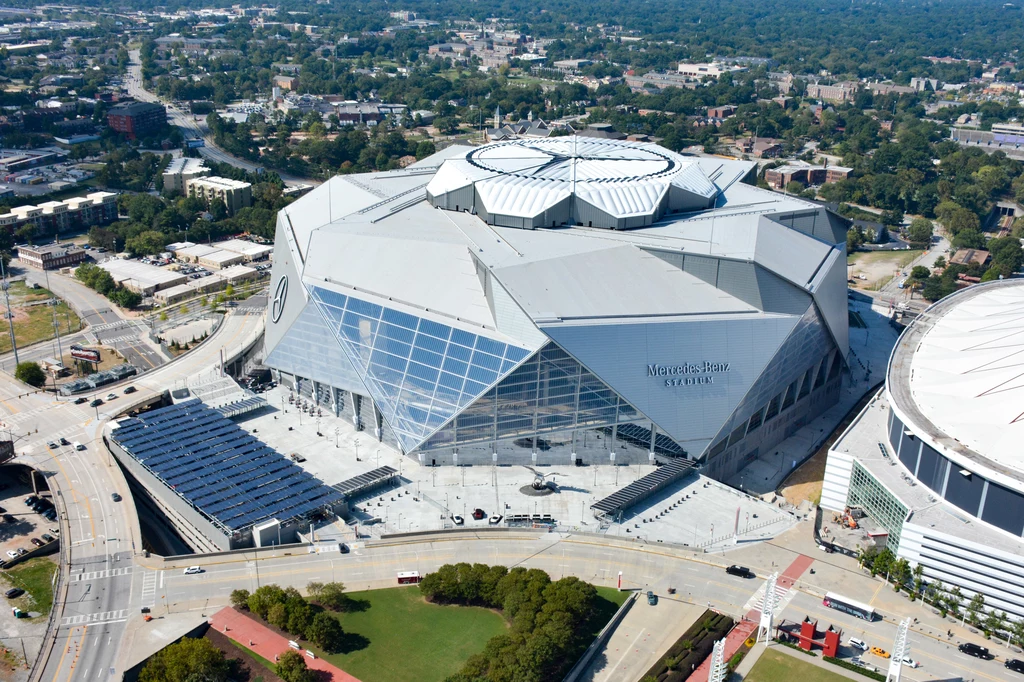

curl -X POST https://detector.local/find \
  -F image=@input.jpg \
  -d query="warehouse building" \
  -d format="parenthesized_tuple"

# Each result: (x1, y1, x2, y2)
(97, 259, 187, 295)
(264, 138, 850, 479)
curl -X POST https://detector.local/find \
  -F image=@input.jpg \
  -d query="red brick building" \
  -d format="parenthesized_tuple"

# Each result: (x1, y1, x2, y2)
(106, 101, 167, 140)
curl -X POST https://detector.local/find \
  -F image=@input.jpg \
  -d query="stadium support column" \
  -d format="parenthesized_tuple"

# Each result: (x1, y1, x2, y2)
(709, 638, 727, 682)
(350, 392, 361, 431)
(887, 618, 910, 682)
(649, 422, 657, 463)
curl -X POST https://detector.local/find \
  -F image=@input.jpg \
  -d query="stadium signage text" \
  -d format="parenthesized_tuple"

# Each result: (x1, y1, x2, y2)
(647, 362, 730, 387)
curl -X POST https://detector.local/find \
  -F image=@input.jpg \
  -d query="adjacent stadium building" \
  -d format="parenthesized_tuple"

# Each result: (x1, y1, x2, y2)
(264, 138, 850, 479)
(823, 279, 1024, 621)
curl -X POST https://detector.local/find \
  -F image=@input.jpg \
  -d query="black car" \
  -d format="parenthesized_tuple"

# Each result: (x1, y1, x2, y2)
(59, 437, 70, 446)
(24, 496, 38, 506)
(726, 565, 754, 578)
(1007, 659, 1024, 675)
(4, 588, 23, 599)
(43, 510, 56, 521)
(89, 398, 103, 407)
(124, 386, 137, 394)
(111, 493, 121, 502)
(339, 543, 350, 554)
(958, 642, 990, 658)
(74, 397, 88, 404)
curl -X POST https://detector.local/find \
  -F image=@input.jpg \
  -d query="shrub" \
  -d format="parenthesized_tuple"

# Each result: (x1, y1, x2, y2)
(823, 656, 887, 681)
(15, 362, 46, 387)
(276, 650, 316, 682)
(643, 610, 734, 681)
(229, 589, 250, 610)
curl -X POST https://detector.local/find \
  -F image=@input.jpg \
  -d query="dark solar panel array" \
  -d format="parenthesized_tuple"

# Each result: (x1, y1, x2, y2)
(591, 458, 697, 517)
(111, 399, 344, 532)
(332, 466, 397, 498)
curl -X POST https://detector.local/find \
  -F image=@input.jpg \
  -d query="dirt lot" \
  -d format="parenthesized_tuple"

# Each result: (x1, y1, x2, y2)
(847, 250, 923, 291)
(0, 281, 81, 355)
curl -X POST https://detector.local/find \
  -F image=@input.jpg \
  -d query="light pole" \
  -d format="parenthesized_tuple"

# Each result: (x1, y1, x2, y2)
(355, 438, 360, 461)
(376, 448, 380, 468)
(335, 427, 339, 448)
(1, 255, 18, 366)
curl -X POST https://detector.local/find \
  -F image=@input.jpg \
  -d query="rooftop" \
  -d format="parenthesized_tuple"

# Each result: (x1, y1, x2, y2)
(887, 279, 1024, 487)
(109, 399, 344, 533)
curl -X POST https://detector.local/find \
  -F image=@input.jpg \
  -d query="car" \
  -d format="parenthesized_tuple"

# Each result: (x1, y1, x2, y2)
(958, 642, 990, 658)
(4, 588, 23, 599)
(24, 496, 38, 506)
(472, 508, 486, 520)
(41, 534, 54, 543)
(726, 565, 753, 578)
(870, 646, 890, 659)
(16, 548, 26, 556)
(111, 493, 121, 502)
(183, 566, 203, 575)
(901, 656, 920, 668)
(74, 397, 88, 404)
(74, 442, 85, 451)
(339, 543, 350, 554)
(106, 393, 118, 400)
(1006, 659, 1024, 674)
(452, 515, 464, 525)
(48, 528, 59, 535)
(89, 399, 103, 407)
(488, 514, 503, 525)
(5, 551, 17, 558)
(30, 538, 43, 547)
(59, 437, 70, 446)
(848, 637, 868, 651)
(647, 590, 658, 605)
(123, 386, 137, 394)
(47, 441, 57, 448)
(43, 510, 56, 521)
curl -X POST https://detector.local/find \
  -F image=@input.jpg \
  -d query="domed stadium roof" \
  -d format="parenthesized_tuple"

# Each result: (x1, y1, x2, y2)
(426, 137, 719, 230)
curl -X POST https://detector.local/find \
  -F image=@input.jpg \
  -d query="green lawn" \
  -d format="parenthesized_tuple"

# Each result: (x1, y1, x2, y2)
(228, 639, 277, 671)
(0, 281, 82, 355)
(0, 557, 57, 619)
(313, 586, 507, 682)
(847, 249, 924, 267)
(744, 648, 851, 682)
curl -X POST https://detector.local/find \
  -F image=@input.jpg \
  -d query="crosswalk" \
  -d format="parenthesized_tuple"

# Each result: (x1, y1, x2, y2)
(62, 609, 130, 626)
(72, 567, 132, 582)
(744, 580, 797, 615)
(140, 571, 156, 609)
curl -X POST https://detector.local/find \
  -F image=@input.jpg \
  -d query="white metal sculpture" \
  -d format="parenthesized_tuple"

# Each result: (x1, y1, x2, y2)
(756, 572, 779, 643)
(886, 617, 911, 682)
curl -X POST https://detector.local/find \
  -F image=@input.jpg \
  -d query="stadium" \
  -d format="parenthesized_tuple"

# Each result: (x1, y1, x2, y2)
(823, 278, 1024, 620)
(263, 137, 850, 481)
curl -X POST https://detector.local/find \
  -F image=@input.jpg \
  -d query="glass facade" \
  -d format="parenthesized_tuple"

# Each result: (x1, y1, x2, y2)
(264, 302, 366, 395)
(308, 285, 532, 452)
(420, 343, 686, 456)
(848, 460, 908, 552)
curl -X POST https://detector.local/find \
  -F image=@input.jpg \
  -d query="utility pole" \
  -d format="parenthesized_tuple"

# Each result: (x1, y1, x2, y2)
(43, 268, 63, 364)
(1, 255, 18, 366)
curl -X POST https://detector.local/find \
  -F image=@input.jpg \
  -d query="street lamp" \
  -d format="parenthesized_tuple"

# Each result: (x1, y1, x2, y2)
(335, 427, 340, 448)
(355, 438, 360, 461)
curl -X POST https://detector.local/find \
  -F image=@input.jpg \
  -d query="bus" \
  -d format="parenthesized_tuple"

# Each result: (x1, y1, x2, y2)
(823, 592, 876, 621)
(397, 571, 421, 585)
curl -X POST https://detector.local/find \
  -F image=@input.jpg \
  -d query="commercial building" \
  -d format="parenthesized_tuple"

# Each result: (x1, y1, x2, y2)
(676, 61, 746, 79)
(107, 399, 345, 551)
(264, 137, 850, 478)
(97, 259, 187, 296)
(185, 176, 252, 215)
(106, 101, 167, 140)
(212, 238, 273, 262)
(0, 191, 117, 237)
(765, 163, 854, 190)
(16, 242, 87, 270)
(822, 279, 1024, 621)
(162, 157, 210, 193)
(805, 82, 859, 103)
(153, 264, 259, 305)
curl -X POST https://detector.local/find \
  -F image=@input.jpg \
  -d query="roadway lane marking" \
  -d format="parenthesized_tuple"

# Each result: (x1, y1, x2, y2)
(62, 609, 130, 626)
(49, 625, 80, 682)
(73, 567, 133, 582)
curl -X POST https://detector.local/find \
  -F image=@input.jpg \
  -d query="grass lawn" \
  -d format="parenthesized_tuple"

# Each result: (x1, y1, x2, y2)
(0, 281, 81, 355)
(0, 557, 57, 620)
(314, 586, 507, 682)
(745, 648, 850, 682)
(229, 639, 277, 671)
(847, 249, 923, 267)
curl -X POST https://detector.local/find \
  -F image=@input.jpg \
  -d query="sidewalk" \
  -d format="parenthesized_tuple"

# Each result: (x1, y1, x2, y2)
(209, 607, 361, 682)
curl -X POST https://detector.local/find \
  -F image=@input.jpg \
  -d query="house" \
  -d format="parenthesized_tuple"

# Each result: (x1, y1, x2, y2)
(949, 249, 991, 267)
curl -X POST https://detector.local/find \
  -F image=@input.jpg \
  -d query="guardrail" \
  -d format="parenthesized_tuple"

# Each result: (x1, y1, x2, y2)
(562, 591, 638, 682)
(27, 486, 71, 682)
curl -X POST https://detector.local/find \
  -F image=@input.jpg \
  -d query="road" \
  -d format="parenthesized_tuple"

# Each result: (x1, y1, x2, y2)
(872, 234, 951, 306)
(1, 309, 264, 682)
(124, 51, 317, 188)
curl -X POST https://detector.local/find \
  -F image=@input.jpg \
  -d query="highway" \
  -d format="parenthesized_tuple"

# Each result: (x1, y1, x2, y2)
(124, 51, 317, 188)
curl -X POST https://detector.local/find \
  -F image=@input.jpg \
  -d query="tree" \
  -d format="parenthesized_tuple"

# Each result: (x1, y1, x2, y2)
(912, 565, 924, 595)
(305, 612, 345, 652)
(785, 180, 805, 194)
(230, 589, 251, 610)
(910, 266, 930, 280)
(125, 230, 167, 257)
(984, 610, 1007, 637)
(276, 650, 316, 682)
(15, 362, 46, 387)
(316, 582, 350, 611)
(139, 637, 229, 682)
(966, 593, 985, 626)
(267, 602, 289, 630)
(934, 256, 946, 269)
(1012, 616, 1024, 647)
(248, 584, 287, 619)
(947, 586, 964, 616)
(907, 217, 933, 245)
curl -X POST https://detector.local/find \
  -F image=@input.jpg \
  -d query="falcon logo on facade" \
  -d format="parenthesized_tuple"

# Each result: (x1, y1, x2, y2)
(271, 275, 288, 324)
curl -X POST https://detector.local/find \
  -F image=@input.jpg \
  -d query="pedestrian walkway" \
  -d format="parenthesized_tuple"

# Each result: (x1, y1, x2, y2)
(209, 607, 361, 682)
(691, 554, 815, 682)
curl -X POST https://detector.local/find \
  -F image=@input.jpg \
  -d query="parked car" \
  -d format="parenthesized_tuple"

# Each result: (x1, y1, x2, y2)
(30, 538, 43, 547)
(958, 642, 990, 659)
(1006, 659, 1024, 675)
(726, 565, 753, 578)
(5, 551, 18, 559)
(471, 508, 486, 520)
(48, 528, 59, 535)
(451, 515, 464, 525)
(24, 496, 38, 506)
(43, 509, 56, 521)
(4, 588, 23, 599)
(488, 514, 503, 525)
(870, 646, 890, 659)
(848, 638, 868, 651)
(41, 534, 54, 543)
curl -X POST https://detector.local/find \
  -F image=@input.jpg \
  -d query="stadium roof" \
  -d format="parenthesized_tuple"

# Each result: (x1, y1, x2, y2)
(110, 400, 343, 533)
(889, 279, 1024, 485)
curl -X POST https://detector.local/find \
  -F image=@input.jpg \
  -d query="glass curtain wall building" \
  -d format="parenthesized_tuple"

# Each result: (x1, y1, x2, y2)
(264, 138, 850, 477)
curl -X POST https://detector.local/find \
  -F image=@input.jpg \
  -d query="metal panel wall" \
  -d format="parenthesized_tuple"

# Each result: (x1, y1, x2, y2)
(717, 260, 762, 309)
(682, 254, 719, 286)
(980, 481, 1024, 537)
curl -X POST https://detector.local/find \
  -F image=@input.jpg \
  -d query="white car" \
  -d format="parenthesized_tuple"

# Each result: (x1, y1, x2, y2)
(5, 550, 18, 558)
(183, 566, 203, 575)
(848, 637, 868, 651)
(901, 656, 920, 668)
(451, 515, 464, 525)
